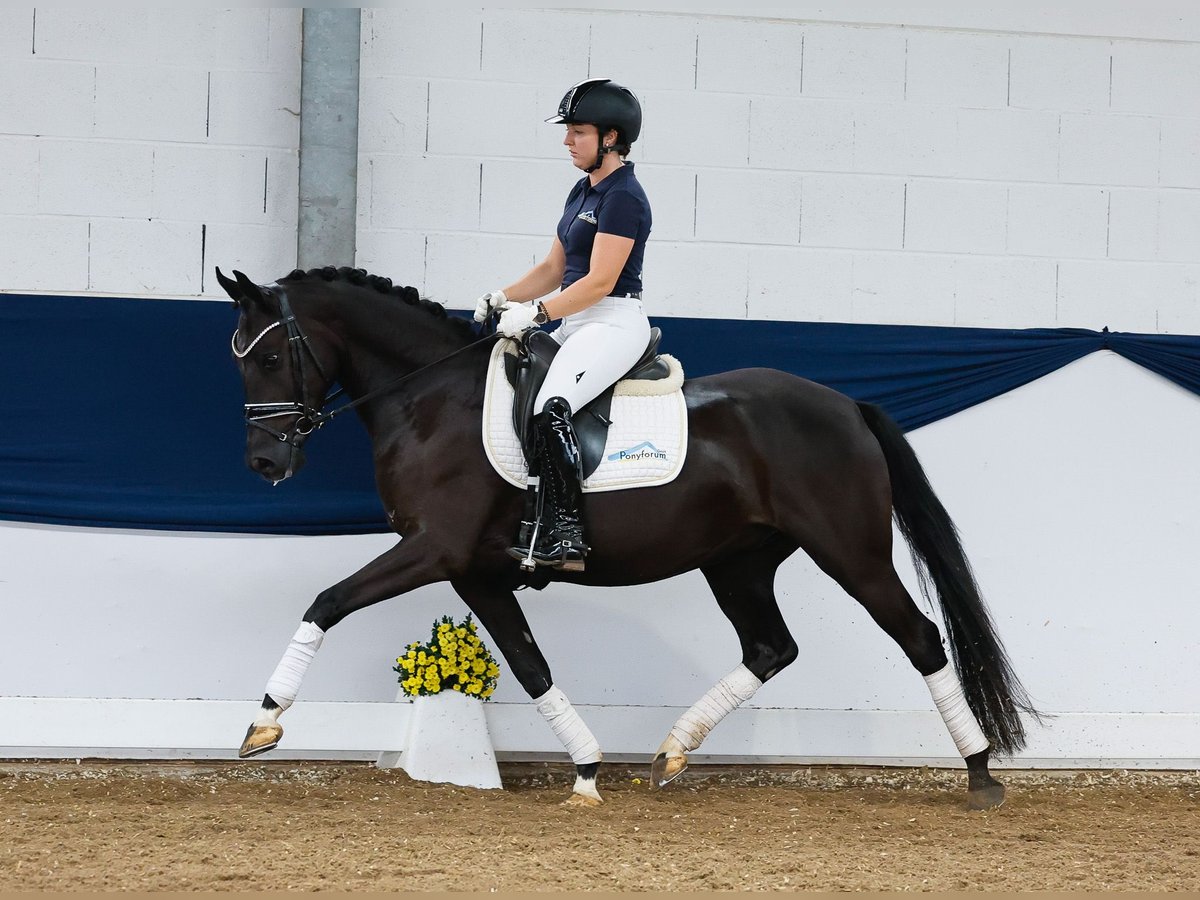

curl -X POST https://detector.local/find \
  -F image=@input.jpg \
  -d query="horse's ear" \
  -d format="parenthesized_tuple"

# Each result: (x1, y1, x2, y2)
(231, 269, 272, 312)
(214, 267, 241, 306)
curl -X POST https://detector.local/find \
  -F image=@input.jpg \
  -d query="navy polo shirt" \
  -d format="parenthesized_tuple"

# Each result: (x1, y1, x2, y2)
(556, 162, 651, 296)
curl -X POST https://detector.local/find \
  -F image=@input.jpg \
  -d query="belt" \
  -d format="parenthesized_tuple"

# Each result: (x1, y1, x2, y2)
(610, 292, 641, 299)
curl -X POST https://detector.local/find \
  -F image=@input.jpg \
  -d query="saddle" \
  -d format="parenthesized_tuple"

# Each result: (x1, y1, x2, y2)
(504, 327, 670, 479)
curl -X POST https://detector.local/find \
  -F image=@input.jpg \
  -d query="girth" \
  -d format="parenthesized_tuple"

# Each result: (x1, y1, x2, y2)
(504, 327, 669, 479)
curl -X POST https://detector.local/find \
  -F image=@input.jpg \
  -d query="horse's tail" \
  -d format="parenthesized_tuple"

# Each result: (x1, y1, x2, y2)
(856, 401, 1037, 756)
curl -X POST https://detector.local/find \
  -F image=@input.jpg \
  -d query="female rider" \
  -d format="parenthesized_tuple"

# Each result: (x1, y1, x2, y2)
(474, 78, 652, 573)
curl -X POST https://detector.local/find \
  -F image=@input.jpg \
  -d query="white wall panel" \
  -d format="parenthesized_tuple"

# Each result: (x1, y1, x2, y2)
(0, 9, 32, 56)
(695, 18, 802, 96)
(93, 65, 210, 144)
(904, 180, 1008, 255)
(370, 155, 480, 231)
(589, 13, 696, 92)
(427, 79, 543, 158)
(0, 59, 95, 138)
(1109, 40, 1200, 118)
(358, 77, 428, 156)
(1107, 189, 1161, 261)
(479, 159, 580, 237)
(694, 169, 801, 245)
(746, 246, 853, 322)
(644, 242, 749, 317)
(203, 223, 298, 289)
(89, 220, 202, 295)
(1007, 184, 1109, 259)
(850, 251, 957, 324)
(951, 256, 1058, 328)
(851, 103, 958, 177)
(955, 108, 1060, 183)
(801, 174, 904, 250)
(801, 25, 907, 101)
(0, 138, 38, 214)
(1056, 260, 1184, 331)
(0, 216, 89, 292)
(1058, 113, 1161, 188)
(1159, 119, 1200, 190)
(1156, 192, 1200, 264)
(903, 31, 1009, 108)
(207, 69, 301, 149)
(37, 141, 154, 219)
(1008, 35, 1112, 113)
(748, 97, 856, 172)
(479, 9, 591, 86)
(638, 90, 749, 167)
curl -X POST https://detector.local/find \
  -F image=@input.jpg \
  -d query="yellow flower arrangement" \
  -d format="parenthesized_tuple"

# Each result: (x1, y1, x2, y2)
(393, 614, 501, 700)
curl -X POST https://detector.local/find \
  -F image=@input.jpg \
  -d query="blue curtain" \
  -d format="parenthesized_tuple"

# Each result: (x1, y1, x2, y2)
(2, 294, 1196, 534)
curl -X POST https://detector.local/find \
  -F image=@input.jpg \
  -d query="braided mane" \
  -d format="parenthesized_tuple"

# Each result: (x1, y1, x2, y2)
(280, 266, 474, 340)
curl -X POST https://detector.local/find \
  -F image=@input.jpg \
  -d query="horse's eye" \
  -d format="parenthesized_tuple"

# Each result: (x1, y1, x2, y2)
(262, 353, 281, 371)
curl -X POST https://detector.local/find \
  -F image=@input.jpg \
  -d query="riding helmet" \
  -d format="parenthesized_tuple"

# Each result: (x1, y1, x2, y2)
(546, 77, 642, 145)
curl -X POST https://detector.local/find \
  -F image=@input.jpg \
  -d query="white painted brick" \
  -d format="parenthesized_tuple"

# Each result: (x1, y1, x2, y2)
(1159, 118, 1200, 190)
(802, 25, 906, 101)
(904, 31, 1008, 108)
(370, 156, 480, 231)
(1056, 260, 1180, 331)
(0, 216, 89, 292)
(1157, 192, 1200, 264)
(361, 6, 481, 79)
(94, 65, 209, 143)
(1156, 266, 1200, 334)
(638, 91, 749, 168)
(802, 174, 904, 250)
(479, 159, 583, 237)
(152, 147, 297, 227)
(696, 18, 802, 95)
(956, 108, 1059, 182)
(425, 233, 547, 310)
(904, 180, 1008, 254)
(850, 252, 957, 325)
(39, 141, 154, 219)
(645, 242, 749, 318)
(203, 224, 298, 294)
(357, 77, 428, 156)
(353, 230, 428, 296)
(0, 59, 94, 137)
(1059, 113, 1160, 187)
(34, 9, 157, 63)
(748, 97, 855, 172)
(852, 102, 958, 177)
(1008, 35, 1111, 112)
(428, 80, 542, 159)
(589, 13, 696, 92)
(1110, 41, 1200, 118)
(0, 10, 32, 56)
(212, 8, 273, 70)
(695, 169, 801, 244)
(90, 219, 202, 295)
(952, 257, 1058, 328)
(0, 138, 39, 214)
(746, 246, 853, 322)
(1007, 184, 1108, 259)
(480, 9, 591, 85)
(634, 164, 695, 242)
(1107, 189, 1159, 261)
(208, 69, 300, 148)
(265, 8, 302, 77)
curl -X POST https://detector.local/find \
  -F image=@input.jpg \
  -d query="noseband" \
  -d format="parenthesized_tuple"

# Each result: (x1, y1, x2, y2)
(232, 291, 334, 474)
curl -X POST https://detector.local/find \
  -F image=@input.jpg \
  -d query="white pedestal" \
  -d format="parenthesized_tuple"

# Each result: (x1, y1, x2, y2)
(376, 689, 503, 789)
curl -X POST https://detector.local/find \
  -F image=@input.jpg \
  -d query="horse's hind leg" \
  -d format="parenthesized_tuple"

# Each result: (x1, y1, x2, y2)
(652, 537, 799, 789)
(812, 538, 1004, 809)
(452, 576, 604, 807)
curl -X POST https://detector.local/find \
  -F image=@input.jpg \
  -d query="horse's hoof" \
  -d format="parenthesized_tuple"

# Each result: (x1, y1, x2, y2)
(238, 723, 283, 758)
(650, 752, 688, 790)
(562, 792, 603, 808)
(967, 782, 1006, 811)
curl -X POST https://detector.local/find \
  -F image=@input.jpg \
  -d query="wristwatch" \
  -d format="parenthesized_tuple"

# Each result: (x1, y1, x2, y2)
(533, 301, 550, 326)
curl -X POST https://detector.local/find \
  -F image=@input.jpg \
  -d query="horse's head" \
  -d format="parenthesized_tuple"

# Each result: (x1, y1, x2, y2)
(217, 267, 338, 484)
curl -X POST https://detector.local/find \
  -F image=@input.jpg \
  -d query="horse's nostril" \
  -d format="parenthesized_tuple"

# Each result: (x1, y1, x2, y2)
(250, 457, 276, 475)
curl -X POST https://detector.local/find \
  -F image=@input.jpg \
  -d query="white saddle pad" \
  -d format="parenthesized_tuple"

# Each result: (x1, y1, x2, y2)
(482, 340, 688, 493)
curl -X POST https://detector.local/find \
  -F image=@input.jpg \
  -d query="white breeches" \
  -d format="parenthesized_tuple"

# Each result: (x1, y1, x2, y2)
(534, 295, 651, 414)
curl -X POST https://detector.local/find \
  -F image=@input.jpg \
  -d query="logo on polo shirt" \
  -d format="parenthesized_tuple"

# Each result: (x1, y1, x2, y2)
(577, 210, 597, 225)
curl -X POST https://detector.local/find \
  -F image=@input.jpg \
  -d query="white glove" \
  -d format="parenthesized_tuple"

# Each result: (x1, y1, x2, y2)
(497, 302, 539, 338)
(473, 289, 508, 323)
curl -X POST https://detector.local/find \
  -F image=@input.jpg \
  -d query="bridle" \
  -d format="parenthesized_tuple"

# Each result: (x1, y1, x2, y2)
(233, 289, 499, 477)
(232, 289, 334, 477)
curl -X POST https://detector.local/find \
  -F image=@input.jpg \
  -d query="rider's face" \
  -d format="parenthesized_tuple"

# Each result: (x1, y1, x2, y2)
(563, 123, 609, 170)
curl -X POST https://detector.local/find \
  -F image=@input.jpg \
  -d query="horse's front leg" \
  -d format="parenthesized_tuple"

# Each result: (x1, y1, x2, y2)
(239, 532, 447, 758)
(452, 576, 604, 807)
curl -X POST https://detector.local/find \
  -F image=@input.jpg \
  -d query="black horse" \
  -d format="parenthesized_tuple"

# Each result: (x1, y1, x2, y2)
(218, 265, 1036, 810)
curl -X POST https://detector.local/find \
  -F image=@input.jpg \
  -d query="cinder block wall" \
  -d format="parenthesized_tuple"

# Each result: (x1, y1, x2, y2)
(0, 8, 301, 297)
(357, 6, 1200, 331)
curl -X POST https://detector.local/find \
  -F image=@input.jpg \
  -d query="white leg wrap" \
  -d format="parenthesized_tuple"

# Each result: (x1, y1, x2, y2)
(924, 662, 990, 758)
(264, 621, 325, 711)
(534, 685, 602, 765)
(669, 663, 763, 752)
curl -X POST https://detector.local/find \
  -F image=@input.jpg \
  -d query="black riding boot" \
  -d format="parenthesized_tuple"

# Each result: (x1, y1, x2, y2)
(507, 397, 589, 572)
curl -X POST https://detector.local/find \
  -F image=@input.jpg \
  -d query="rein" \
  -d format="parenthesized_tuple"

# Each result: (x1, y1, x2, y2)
(234, 296, 498, 461)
